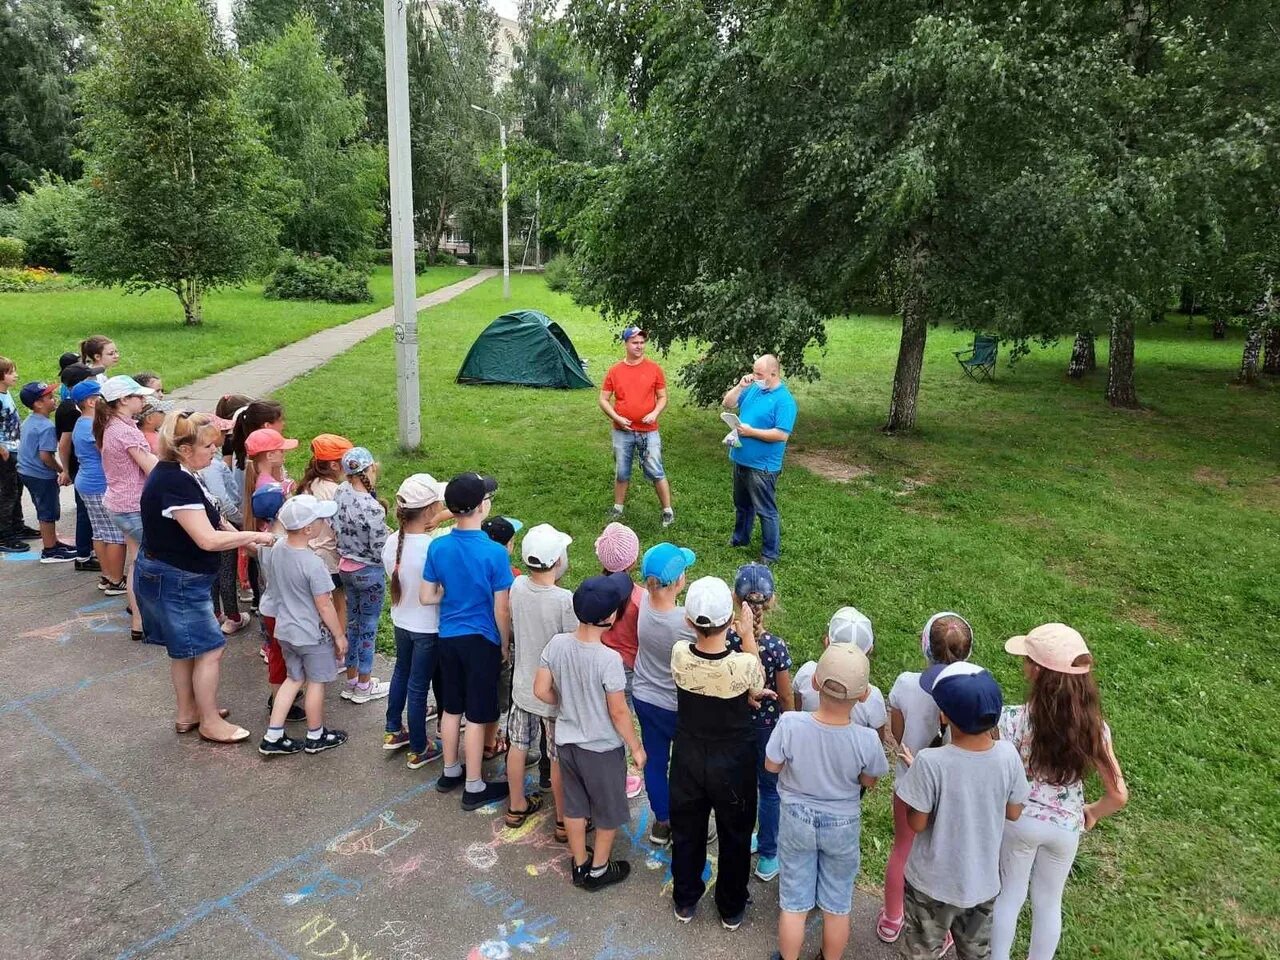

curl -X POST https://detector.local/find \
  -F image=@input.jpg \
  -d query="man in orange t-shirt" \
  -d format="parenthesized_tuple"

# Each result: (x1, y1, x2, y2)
(599, 327, 675, 526)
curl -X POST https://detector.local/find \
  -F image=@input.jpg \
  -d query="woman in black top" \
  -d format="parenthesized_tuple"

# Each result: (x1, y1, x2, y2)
(134, 411, 274, 743)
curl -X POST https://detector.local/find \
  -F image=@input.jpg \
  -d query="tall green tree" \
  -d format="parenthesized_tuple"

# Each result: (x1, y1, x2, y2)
(74, 0, 279, 325)
(245, 13, 386, 263)
(232, 0, 387, 141)
(0, 0, 94, 198)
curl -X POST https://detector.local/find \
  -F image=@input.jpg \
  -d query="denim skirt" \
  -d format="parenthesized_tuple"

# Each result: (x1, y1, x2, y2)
(134, 552, 225, 660)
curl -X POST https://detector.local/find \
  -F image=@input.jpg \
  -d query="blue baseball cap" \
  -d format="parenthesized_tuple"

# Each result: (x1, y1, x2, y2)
(920, 662, 1003, 735)
(734, 562, 775, 601)
(573, 572, 634, 626)
(70, 380, 102, 404)
(620, 325, 647, 342)
(19, 381, 57, 408)
(641, 542, 695, 586)
(341, 446, 376, 476)
(252, 482, 286, 523)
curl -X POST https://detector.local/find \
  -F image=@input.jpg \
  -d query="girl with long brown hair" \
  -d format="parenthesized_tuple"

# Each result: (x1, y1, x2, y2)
(297, 434, 353, 628)
(991, 624, 1128, 960)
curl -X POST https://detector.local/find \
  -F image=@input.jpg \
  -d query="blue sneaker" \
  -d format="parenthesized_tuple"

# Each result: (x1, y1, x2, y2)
(750, 831, 758, 855)
(754, 854, 779, 882)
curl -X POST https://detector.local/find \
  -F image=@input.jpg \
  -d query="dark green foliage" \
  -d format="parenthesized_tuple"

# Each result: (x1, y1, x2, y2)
(542, 253, 573, 292)
(263, 253, 372, 303)
(0, 237, 26, 268)
(10, 174, 79, 270)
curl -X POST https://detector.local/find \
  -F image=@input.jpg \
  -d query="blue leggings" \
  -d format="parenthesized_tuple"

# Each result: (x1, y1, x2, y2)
(634, 696, 678, 824)
(755, 723, 781, 858)
(340, 565, 384, 676)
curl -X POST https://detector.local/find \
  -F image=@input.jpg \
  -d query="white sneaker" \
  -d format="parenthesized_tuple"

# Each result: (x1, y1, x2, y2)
(348, 678, 390, 704)
(339, 681, 358, 700)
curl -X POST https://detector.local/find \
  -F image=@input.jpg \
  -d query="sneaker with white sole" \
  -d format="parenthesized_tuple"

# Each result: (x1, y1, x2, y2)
(40, 545, 77, 564)
(305, 728, 348, 754)
(383, 729, 410, 751)
(754, 854, 779, 882)
(661, 508, 675, 527)
(102, 579, 127, 597)
(339, 680, 358, 700)
(625, 774, 644, 799)
(348, 678, 390, 703)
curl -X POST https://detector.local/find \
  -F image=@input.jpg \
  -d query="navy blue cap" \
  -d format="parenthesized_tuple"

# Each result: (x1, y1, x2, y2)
(252, 483, 286, 523)
(19, 381, 56, 408)
(573, 572, 634, 626)
(481, 516, 523, 546)
(444, 472, 498, 513)
(734, 562, 775, 601)
(920, 662, 1003, 735)
(620, 326, 647, 342)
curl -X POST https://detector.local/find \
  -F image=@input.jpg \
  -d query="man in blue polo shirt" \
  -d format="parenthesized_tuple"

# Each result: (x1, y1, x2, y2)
(420, 472, 514, 811)
(722, 354, 797, 564)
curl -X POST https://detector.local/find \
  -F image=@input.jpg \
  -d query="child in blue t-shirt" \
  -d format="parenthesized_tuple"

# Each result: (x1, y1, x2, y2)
(16, 381, 74, 562)
(726, 563, 793, 884)
(765, 644, 888, 960)
(0, 357, 30, 550)
(421, 472, 514, 812)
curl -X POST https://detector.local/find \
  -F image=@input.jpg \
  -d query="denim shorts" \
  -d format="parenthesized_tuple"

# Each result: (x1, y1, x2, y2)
(111, 509, 145, 543)
(778, 801, 863, 915)
(133, 553, 226, 660)
(19, 474, 60, 523)
(612, 428, 665, 482)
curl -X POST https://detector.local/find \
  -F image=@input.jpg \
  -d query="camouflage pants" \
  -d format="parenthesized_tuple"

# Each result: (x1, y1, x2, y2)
(901, 882, 994, 960)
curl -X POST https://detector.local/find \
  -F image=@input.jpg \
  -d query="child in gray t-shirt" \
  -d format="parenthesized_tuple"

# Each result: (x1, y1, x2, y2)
(765, 644, 888, 960)
(895, 663, 1030, 960)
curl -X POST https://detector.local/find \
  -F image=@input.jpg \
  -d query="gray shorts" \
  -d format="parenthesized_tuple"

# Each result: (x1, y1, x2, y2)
(279, 638, 341, 684)
(557, 743, 629, 829)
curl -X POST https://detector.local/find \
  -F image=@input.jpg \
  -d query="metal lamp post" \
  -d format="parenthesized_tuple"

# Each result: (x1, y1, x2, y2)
(471, 103, 510, 299)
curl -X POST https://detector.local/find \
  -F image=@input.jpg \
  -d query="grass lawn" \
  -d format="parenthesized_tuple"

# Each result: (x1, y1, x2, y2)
(0, 264, 477, 389)
(277, 274, 1278, 959)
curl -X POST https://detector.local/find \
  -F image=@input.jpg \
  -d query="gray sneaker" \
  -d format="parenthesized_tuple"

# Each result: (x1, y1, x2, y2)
(649, 820, 672, 845)
(661, 508, 675, 527)
(607, 505, 625, 520)
(348, 678, 390, 703)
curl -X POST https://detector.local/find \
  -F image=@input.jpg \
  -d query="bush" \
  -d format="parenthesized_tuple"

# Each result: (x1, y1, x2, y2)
(543, 254, 573, 292)
(0, 266, 61, 292)
(11, 175, 80, 271)
(0, 237, 26, 268)
(0, 205, 16, 236)
(263, 254, 373, 303)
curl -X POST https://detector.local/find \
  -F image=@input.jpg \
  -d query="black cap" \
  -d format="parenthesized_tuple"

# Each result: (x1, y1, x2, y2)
(572, 572, 634, 626)
(444, 472, 498, 514)
(60, 362, 102, 388)
(481, 516, 516, 546)
(59, 351, 79, 370)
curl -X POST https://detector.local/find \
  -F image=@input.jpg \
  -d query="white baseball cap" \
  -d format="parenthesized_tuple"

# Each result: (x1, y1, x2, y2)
(685, 576, 734, 629)
(278, 494, 338, 531)
(521, 523, 573, 570)
(100, 375, 155, 402)
(828, 606, 874, 653)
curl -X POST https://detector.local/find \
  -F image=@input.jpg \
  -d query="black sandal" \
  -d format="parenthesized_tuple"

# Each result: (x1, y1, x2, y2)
(504, 793, 544, 828)
(130, 629, 144, 642)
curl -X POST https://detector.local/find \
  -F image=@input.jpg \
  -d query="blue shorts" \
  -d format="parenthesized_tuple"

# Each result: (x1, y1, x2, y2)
(19, 474, 60, 523)
(437, 633, 501, 724)
(612, 429, 665, 483)
(133, 553, 226, 660)
(111, 510, 145, 543)
(778, 801, 863, 916)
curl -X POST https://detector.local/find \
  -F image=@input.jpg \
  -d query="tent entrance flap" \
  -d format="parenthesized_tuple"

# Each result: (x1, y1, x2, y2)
(456, 309, 594, 389)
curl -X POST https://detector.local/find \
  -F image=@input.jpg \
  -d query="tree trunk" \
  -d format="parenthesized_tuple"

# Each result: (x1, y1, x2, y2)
(1106, 312, 1139, 407)
(884, 237, 930, 433)
(178, 278, 203, 326)
(1212, 316, 1227, 339)
(1067, 330, 1096, 378)
(1239, 324, 1263, 384)
(1263, 325, 1280, 375)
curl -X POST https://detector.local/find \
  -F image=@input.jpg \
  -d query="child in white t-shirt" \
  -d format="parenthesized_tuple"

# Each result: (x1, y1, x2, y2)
(878, 612, 975, 946)
(792, 606, 888, 742)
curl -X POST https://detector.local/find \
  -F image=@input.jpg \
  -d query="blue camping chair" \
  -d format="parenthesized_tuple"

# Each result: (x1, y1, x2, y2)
(955, 334, 998, 381)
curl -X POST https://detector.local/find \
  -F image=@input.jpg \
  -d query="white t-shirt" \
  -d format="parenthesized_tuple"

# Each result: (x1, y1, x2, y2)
(381, 529, 449, 633)
(888, 670, 943, 778)
(794, 660, 887, 730)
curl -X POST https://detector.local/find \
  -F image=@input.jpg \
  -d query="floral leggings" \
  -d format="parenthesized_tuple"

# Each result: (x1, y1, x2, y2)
(340, 565, 384, 676)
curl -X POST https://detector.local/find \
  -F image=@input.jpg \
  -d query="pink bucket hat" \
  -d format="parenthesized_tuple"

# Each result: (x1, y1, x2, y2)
(1005, 623, 1092, 674)
(595, 522, 640, 573)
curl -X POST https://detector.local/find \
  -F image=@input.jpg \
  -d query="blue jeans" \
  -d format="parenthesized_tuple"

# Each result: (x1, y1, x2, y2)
(778, 802, 863, 916)
(755, 724, 780, 858)
(386, 627, 439, 753)
(731, 463, 780, 560)
(634, 696, 678, 823)
(612, 428, 666, 482)
(340, 565, 384, 676)
(73, 489, 92, 559)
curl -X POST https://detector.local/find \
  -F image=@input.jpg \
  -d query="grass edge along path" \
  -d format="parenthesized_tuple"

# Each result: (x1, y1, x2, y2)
(271, 274, 1278, 960)
(0, 264, 477, 390)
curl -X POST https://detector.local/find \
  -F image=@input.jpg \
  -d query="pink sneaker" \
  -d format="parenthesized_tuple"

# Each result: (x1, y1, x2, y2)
(221, 613, 250, 636)
(625, 775, 644, 799)
(876, 908, 904, 944)
(941, 932, 954, 956)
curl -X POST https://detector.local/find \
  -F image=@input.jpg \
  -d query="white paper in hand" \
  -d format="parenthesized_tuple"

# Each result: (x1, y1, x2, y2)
(720, 412, 742, 430)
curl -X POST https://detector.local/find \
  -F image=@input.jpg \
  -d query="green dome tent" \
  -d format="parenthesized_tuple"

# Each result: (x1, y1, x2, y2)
(456, 309, 593, 389)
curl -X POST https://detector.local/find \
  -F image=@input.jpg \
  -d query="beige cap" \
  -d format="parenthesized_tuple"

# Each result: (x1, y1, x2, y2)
(396, 473, 446, 509)
(1005, 623, 1092, 674)
(813, 643, 870, 701)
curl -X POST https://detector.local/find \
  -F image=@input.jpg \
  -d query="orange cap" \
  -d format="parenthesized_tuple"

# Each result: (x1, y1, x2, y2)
(311, 433, 354, 461)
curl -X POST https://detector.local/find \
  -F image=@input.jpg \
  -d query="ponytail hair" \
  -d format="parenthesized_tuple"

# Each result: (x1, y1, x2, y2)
(93, 397, 123, 448)
(231, 399, 283, 470)
(389, 504, 429, 606)
(158, 410, 220, 461)
(1026, 660, 1113, 786)
(215, 393, 252, 421)
(298, 456, 342, 495)
(926, 614, 973, 665)
(80, 335, 112, 364)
